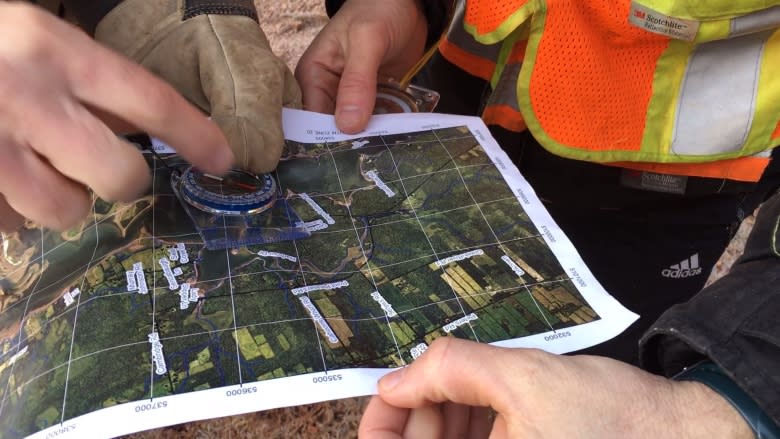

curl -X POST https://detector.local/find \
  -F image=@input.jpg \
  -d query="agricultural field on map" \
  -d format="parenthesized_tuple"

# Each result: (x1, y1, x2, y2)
(0, 126, 598, 438)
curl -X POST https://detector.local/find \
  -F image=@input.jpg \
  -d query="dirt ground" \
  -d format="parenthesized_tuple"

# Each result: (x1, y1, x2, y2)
(121, 1, 753, 436)
(257, 0, 330, 73)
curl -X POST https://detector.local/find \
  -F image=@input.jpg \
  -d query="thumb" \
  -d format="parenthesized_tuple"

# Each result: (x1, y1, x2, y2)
(334, 23, 390, 134)
(378, 338, 514, 411)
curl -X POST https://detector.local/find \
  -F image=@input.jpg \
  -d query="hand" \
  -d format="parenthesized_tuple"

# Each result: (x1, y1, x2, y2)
(95, 0, 302, 173)
(0, 4, 233, 232)
(359, 338, 753, 438)
(295, 0, 428, 133)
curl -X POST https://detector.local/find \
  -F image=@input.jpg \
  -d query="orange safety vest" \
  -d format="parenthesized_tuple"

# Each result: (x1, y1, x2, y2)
(439, 0, 780, 181)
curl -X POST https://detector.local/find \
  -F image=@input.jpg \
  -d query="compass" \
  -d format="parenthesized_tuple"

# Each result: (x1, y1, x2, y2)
(374, 83, 440, 114)
(177, 167, 277, 216)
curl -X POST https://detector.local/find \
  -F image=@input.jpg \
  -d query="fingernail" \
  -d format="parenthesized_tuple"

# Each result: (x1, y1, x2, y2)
(336, 106, 365, 132)
(379, 367, 406, 392)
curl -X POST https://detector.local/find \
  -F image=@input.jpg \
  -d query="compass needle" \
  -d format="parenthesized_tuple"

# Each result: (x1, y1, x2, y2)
(229, 181, 258, 191)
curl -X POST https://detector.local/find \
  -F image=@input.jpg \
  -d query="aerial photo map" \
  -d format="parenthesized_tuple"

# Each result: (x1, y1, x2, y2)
(0, 110, 636, 438)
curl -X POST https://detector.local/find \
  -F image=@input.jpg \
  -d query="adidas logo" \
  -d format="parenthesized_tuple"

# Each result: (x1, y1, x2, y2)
(661, 253, 703, 279)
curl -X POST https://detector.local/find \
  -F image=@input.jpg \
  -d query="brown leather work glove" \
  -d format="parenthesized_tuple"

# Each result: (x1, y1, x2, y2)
(95, 0, 301, 173)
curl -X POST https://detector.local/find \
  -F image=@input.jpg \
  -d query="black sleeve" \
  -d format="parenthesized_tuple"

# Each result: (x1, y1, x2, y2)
(640, 189, 780, 425)
(324, 0, 342, 17)
(63, 0, 258, 35)
(325, 0, 454, 47)
(61, 0, 123, 34)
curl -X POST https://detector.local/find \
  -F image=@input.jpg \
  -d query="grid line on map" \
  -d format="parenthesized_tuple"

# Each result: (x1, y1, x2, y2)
(149, 155, 160, 399)
(0, 229, 45, 419)
(219, 180, 245, 386)
(60, 202, 102, 423)
(432, 129, 555, 333)
(10, 238, 567, 364)
(273, 169, 330, 373)
(323, 141, 405, 364)
(0, 136, 478, 289)
(379, 134, 480, 341)
(0, 162, 514, 319)
(151, 157, 484, 201)
(7, 277, 571, 400)
(0, 170, 560, 376)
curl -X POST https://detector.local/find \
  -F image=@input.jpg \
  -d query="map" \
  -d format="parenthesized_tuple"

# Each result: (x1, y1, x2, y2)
(0, 110, 636, 438)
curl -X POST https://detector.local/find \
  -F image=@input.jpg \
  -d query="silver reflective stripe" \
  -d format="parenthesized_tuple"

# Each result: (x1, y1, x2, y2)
(753, 149, 773, 158)
(486, 62, 522, 111)
(731, 6, 780, 37)
(671, 31, 771, 156)
(446, 0, 502, 62)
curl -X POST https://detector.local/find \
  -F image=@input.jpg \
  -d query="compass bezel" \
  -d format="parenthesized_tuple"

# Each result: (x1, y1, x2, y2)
(178, 167, 277, 216)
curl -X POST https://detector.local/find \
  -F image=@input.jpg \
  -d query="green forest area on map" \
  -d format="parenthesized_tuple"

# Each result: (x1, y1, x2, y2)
(0, 126, 599, 438)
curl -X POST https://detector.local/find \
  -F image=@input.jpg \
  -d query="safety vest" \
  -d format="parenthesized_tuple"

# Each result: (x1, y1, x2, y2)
(439, 0, 780, 181)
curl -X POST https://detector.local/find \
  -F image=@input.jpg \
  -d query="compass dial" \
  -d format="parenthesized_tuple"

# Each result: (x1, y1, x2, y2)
(178, 167, 277, 216)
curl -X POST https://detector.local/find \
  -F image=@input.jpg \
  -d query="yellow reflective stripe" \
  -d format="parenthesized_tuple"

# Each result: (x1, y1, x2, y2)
(462, 0, 537, 45)
(743, 29, 780, 152)
(692, 19, 730, 42)
(640, 41, 692, 161)
(489, 27, 524, 88)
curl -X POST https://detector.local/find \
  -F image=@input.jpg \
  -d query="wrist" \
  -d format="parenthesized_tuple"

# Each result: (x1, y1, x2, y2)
(670, 379, 754, 439)
(673, 361, 780, 439)
(672, 361, 780, 439)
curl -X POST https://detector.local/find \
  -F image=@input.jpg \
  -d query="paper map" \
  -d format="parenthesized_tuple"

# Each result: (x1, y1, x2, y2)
(0, 110, 637, 438)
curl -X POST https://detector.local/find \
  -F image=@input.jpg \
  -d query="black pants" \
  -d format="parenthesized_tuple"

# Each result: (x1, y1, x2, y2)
(416, 53, 780, 363)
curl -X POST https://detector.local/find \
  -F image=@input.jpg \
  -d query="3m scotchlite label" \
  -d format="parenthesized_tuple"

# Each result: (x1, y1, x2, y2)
(731, 6, 780, 37)
(628, 2, 699, 41)
(620, 171, 687, 194)
(671, 32, 770, 156)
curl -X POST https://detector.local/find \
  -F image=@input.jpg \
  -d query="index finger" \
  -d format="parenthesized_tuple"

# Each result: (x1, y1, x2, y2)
(295, 38, 343, 114)
(358, 395, 409, 439)
(53, 19, 234, 174)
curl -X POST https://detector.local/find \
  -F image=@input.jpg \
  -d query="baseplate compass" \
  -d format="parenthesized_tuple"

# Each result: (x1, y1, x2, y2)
(172, 167, 310, 250)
